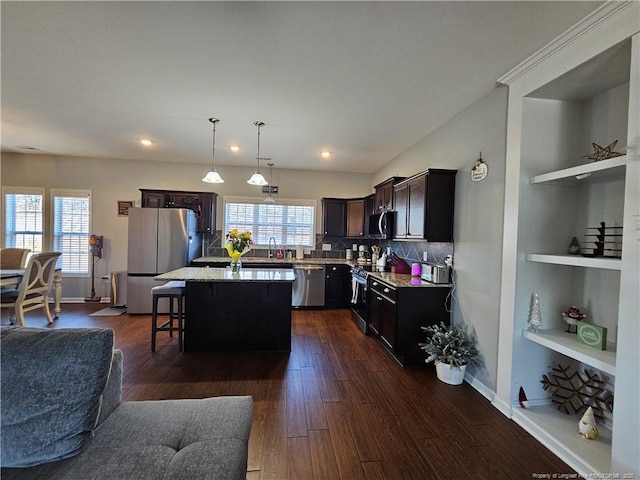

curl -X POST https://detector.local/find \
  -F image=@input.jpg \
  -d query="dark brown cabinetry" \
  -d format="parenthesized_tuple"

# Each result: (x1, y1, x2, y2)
(324, 264, 352, 308)
(346, 199, 366, 238)
(140, 189, 218, 234)
(185, 281, 292, 352)
(393, 169, 456, 241)
(374, 177, 405, 212)
(368, 277, 451, 367)
(321, 198, 346, 237)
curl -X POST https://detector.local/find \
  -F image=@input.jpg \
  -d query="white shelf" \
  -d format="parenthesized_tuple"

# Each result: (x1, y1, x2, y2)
(526, 253, 622, 271)
(529, 156, 627, 184)
(523, 329, 616, 376)
(512, 404, 612, 474)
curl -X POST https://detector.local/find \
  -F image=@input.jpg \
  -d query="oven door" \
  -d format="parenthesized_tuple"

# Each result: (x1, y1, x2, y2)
(350, 275, 368, 334)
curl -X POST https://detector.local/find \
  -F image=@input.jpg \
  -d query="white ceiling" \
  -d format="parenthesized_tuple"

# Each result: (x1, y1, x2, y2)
(1, 1, 602, 174)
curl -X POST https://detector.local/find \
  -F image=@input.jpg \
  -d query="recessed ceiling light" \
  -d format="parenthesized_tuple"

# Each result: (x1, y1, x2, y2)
(321, 151, 331, 159)
(140, 139, 153, 147)
(230, 145, 240, 153)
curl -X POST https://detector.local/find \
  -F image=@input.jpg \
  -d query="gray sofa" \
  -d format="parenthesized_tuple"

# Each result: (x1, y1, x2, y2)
(0, 326, 253, 480)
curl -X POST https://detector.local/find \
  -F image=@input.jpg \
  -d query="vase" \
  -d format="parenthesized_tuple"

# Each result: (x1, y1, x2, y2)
(435, 362, 467, 385)
(230, 260, 241, 273)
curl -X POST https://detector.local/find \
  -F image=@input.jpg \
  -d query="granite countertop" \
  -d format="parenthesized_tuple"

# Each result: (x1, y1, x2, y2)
(193, 256, 355, 266)
(156, 266, 296, 282)
(189, 257, 451, 288)
(368, 271, 452, 288)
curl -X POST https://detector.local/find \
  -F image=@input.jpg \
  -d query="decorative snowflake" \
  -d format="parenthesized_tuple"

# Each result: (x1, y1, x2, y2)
(540, 364, 613, 419)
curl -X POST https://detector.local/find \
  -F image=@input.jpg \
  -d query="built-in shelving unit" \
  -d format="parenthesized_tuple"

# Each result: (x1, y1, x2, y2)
(523, 329, 616, 375)
(526, 254, 622, 270)
(529, 156, 627, 185)
(512, 404, 612, 474)
(495, 2, 639, 474)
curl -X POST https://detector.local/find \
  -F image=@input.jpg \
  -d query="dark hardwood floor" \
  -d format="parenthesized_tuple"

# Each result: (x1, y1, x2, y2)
(1, 304, 575, 479)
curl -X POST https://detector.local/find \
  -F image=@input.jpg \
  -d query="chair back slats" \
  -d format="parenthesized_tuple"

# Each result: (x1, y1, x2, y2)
(1, 252, 62, 325)
(19, 252, 61, 303)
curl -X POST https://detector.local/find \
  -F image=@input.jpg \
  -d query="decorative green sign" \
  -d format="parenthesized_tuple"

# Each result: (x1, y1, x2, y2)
(577, 323, 607, 350)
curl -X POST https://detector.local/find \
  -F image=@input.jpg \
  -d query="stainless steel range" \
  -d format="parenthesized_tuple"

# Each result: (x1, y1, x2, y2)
(350, 265, 372, 333)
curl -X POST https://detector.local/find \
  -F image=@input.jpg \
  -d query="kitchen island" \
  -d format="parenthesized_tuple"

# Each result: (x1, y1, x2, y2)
(156, 267, 296, 352)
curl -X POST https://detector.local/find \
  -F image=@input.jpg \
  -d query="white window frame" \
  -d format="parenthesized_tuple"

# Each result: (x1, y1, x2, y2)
(2, 186, 45, 253)
(51, 189, 92, 276)
(223, 196, 316, 248)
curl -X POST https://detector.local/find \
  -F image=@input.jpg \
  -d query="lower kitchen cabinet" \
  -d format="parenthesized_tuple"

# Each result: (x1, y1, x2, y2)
(368, 276, 451, 367)
(324, 264, 351, 308)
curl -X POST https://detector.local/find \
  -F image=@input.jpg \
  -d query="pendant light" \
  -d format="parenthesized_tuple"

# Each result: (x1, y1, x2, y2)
(202, 117, 224, 183)
(247, 121, 269, 186)
(263, 162, 276, 204)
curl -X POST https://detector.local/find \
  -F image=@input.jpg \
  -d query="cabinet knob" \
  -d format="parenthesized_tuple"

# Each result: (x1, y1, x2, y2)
(377, 296, 383, 301)
(332, 266, 337, 271)
(384, 288, 390, 293)
(372, 282, 378, 286)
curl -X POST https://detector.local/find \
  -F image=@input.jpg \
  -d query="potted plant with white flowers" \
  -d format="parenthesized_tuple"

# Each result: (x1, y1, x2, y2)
(418, 322, 479, 385)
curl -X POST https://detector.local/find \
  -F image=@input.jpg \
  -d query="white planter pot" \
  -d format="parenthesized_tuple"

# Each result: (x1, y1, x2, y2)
(435, 362, 467, 385)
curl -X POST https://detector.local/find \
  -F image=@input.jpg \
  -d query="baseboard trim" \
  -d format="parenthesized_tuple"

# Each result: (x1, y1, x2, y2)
(464, 373, 495, 403)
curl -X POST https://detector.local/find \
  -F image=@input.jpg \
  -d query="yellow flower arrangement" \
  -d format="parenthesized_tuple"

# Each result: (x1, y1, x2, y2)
(224, 229, 253, 266)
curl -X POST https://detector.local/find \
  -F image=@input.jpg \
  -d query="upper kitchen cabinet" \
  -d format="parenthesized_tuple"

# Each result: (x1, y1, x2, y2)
(495, 4, 638, 474)
(374, 177, 405, 211)
(346, 198, 366, 238)
(321, 198, 346, 237)
(140, 189, 218, 234)
(393, 169, 457, 241)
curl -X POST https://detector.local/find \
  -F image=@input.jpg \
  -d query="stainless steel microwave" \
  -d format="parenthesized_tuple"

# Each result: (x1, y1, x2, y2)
(368, 211, 395, 239)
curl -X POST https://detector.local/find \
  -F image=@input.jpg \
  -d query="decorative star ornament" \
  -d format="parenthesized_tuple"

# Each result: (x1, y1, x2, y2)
(582, 140, 625, 162)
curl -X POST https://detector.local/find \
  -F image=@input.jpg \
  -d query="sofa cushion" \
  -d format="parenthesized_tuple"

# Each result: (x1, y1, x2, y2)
(0, 396, 254, 480)
(0, 326, 114, 468)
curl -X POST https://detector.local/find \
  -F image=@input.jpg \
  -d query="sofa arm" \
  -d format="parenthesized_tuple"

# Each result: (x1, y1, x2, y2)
(97, 349, 123, 426)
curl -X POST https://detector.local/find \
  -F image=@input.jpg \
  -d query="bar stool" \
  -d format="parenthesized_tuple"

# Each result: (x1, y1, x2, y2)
(151, 281, 185, 352)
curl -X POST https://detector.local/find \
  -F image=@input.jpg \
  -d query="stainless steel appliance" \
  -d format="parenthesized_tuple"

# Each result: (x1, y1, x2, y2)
(350, 265, 372, 333)
(126, 208, 200, 314)
(368, 211, 395, 239)
(421, 263, 450, 284)
(292, 264, 325, 307)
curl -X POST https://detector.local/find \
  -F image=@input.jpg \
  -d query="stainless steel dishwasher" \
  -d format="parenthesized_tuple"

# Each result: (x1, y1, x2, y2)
(292, 264, 325, 307)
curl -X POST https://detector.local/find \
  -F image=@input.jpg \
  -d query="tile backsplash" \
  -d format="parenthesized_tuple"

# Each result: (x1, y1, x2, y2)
(203, 231, 452, 264)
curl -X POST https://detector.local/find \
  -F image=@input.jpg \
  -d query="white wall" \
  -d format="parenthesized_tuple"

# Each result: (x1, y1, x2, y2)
(373, 86, 509, 392)
(1, 152, 372, 298)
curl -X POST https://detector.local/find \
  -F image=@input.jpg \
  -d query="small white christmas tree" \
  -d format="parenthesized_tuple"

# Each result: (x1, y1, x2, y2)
(528, 293, 542, 332)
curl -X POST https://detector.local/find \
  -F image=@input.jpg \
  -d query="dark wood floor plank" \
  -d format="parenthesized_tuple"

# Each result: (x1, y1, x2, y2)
(324, 402, 367, 480)
(309, 429, 341, 480)
(285, 368, 308, 438)
(1, 304, 575, 479)
(286, 436, 314, 480)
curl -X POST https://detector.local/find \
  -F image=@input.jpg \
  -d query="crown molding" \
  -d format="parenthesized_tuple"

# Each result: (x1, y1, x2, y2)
(497, 1, 638, 86)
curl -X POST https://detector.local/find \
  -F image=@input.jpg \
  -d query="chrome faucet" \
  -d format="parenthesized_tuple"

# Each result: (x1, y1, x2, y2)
(268, 237, 277, 259)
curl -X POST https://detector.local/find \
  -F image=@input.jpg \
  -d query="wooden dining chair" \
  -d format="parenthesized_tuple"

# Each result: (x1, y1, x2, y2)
(0, 252, 61, 326)
(0, 248, 31, 269)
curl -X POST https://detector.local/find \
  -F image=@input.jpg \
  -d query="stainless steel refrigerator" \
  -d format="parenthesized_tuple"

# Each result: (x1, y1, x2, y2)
(126, 208, 200, 314)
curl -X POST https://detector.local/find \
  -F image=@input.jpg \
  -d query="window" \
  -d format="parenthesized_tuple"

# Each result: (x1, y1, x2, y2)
(52, 189, 91, 274)
(224, 196, 316, 248)
(2, 187, 44, 253)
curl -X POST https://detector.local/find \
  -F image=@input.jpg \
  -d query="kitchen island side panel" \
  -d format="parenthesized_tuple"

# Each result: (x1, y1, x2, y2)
(184, 281, 292, 352)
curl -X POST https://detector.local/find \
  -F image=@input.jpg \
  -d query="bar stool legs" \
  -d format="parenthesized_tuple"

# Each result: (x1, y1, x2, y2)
(151, 281, 185, 353)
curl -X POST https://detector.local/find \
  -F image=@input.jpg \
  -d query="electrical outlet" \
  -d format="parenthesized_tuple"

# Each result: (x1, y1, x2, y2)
(322, 243, 331, 251)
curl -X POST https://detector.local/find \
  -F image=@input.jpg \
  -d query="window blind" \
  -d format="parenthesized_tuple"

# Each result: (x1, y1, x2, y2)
(3, 189, 44, 252)
(52, 190, 91, 273)
(224, 197, 315, 248)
